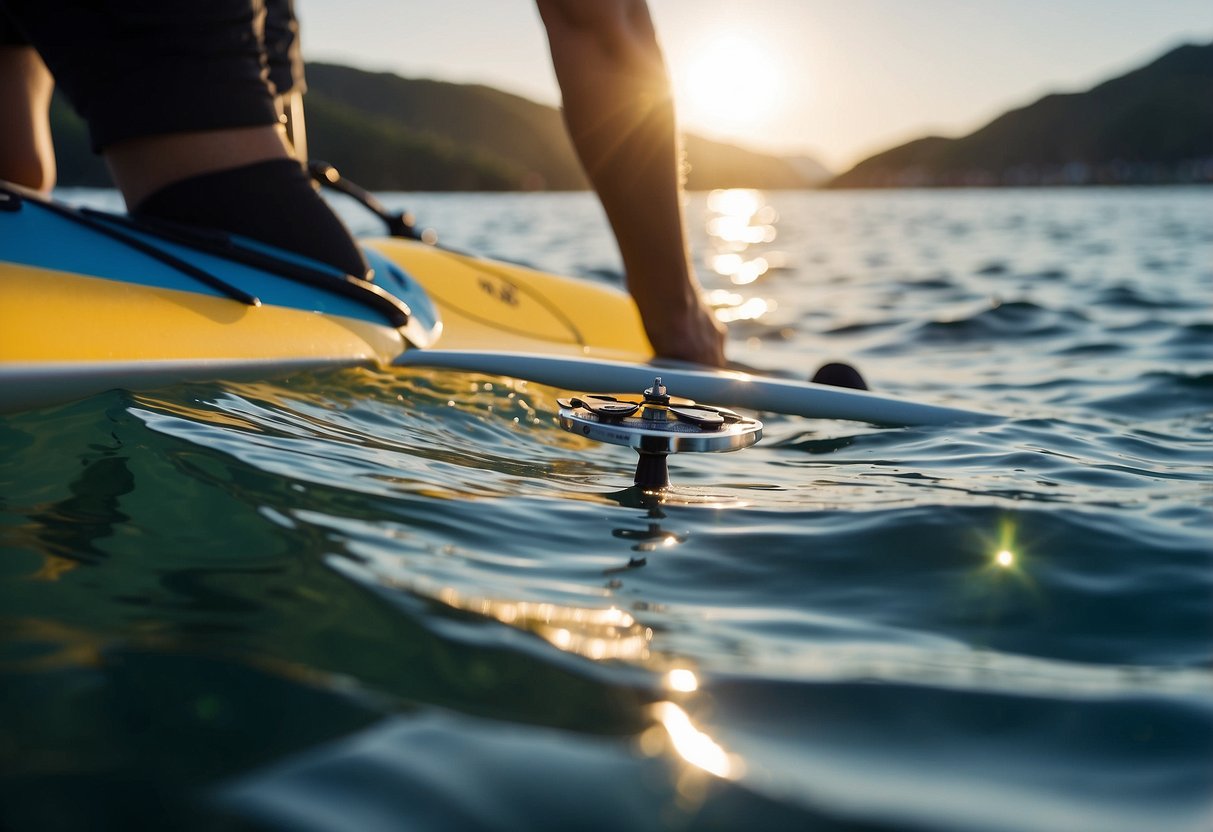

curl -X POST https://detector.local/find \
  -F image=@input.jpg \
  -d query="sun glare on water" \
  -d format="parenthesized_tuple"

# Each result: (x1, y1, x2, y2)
(676, 32, 783, 139)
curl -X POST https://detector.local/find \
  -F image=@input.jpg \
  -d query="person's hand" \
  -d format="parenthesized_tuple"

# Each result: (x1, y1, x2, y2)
(642, 296, 727, 367)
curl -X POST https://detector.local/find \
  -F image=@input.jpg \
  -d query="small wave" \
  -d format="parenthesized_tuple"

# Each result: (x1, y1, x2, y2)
(822, 319, 901, 336)
(916, 300, 1087, 341)
(1031, 268, 1069, 281)
(892, 272, 958, 290)
(1096, 283, 1187, 309)
(1052, 341, 1128, 356)
(1085, 370, 1213, 418)
(974, 261, 1010, 276)
(1164, 320, 1213, 353)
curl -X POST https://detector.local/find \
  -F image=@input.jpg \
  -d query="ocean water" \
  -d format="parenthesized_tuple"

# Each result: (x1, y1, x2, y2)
(2, 187, 1211, 831)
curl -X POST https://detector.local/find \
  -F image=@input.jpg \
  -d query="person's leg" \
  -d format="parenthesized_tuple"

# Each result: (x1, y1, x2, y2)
(6, 1, 367, 277)
(0, 45, 55, 191)
(133, 157, 369, 278)
(103, 124, 294, 209)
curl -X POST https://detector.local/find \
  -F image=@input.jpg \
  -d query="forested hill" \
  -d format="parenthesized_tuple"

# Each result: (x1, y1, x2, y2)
(304, 63, 824, 190)
(48, 62, 825, 191)
(829, 42, 1213, 188)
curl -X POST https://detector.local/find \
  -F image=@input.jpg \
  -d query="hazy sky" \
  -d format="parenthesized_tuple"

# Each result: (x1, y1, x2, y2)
(296, 0, 1212, 172)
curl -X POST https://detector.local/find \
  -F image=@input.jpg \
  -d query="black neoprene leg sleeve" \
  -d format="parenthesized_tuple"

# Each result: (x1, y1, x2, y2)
(133, 158, 369, 278)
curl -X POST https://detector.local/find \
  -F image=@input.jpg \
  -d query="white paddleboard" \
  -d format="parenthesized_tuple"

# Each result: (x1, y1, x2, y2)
(394, 350, 997, 426)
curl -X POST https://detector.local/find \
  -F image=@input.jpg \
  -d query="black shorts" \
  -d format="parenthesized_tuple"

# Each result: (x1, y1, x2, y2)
(0, 0, 305, 152)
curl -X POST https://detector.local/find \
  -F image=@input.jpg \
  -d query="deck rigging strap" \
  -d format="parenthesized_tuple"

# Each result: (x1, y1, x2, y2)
(2, 184, 261, 307)
(0, 183, 412, 328)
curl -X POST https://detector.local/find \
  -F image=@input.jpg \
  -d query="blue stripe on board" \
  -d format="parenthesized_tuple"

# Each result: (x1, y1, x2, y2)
(0, 198, 424, 328)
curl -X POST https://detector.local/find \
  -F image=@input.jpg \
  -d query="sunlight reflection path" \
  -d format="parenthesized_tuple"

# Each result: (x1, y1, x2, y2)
(703, 189, 778, 324)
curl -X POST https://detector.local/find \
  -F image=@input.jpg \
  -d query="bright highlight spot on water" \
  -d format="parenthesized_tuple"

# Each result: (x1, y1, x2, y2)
(666, 668, 699, 693)
(652, 702, 734, 779)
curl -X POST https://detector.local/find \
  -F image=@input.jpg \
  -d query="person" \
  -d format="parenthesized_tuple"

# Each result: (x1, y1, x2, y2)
(0, 0, 726, 367)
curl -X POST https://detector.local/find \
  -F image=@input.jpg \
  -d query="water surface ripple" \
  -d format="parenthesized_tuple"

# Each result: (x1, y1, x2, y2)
(2, 188, 1211, 831)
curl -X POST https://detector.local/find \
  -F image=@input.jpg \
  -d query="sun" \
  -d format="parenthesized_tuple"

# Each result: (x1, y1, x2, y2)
(675, 32, 783, 138)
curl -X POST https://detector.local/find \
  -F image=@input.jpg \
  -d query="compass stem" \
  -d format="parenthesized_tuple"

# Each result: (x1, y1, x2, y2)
(633, 450, 671, 490)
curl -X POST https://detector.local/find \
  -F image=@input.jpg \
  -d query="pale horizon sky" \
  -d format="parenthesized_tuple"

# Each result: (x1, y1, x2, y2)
(297, 1, 1213, 172)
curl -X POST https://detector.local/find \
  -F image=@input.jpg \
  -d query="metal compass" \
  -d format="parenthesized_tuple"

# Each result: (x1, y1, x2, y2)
(558, 377, 763, 490)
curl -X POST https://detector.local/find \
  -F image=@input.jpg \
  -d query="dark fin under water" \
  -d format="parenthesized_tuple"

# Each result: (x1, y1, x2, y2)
(811, 362, 868, 390)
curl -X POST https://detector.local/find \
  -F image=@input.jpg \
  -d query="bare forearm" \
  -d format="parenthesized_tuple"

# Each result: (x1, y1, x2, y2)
(537, 0, 725, 364)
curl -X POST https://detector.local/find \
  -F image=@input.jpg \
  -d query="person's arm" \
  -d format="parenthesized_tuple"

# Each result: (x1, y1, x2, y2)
(0, 46, 56, 192)
(536, 0, 725, 366)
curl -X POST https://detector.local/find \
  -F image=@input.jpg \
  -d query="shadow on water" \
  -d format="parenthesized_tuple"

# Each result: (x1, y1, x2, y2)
(24, 455, 134, 568)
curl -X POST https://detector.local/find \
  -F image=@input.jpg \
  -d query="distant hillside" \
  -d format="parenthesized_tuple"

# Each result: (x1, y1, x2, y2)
(48, 62, 825, 191)
(830, 41, 1213, 188)
(305, 63, 819, 191)
(303, 64, 582, 191)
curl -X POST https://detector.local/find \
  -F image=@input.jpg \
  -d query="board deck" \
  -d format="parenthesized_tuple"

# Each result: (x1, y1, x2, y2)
(1, 185, 995, 425)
